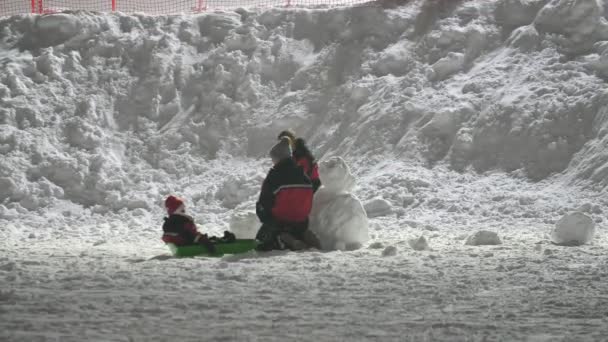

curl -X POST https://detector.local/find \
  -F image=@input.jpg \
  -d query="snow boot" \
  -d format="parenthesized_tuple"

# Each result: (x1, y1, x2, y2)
(222, 231, 236, 243)
(255, 223, 284, 251)
(279, 232, 308, 251)
(301, 230, 321, 250)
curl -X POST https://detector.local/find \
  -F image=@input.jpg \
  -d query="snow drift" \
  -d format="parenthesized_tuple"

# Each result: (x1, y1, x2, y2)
(1, 0, 608, 225)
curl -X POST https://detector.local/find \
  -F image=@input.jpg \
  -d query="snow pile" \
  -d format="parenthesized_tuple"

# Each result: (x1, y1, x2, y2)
(228, 210, 259, 239)
(465, 230, 502, 246)
(551, 212, 596, 246)
(534, 0, 608, 52)
(309, 157, 369, 250)
(0, 0, 607, 228)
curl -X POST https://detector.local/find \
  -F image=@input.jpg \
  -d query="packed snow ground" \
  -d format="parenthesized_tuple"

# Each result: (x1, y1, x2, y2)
(2, 0, 608, 340)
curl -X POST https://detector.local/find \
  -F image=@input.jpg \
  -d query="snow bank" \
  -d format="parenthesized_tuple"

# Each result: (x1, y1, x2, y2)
(551, 212, 595, 246)
(1, 0, 608, 225)
(309, 157, 369, 250)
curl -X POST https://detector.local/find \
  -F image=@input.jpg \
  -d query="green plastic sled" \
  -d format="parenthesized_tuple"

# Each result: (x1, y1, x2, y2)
(167, 239, 258, 257)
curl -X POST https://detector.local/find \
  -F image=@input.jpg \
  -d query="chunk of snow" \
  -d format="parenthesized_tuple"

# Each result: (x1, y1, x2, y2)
(197, 13, 242, 44)
(34, 14, 80, 46)
(551, 212, 595, 246)
(507, 25, 540, 52)
(0, 177, 18, 201)
(495, 0, 546, 28)
(535, 0, 602, 36)
(382, 246, 397, 257)
(408, 236, 430, 251)
(431, 52, 465, 81)
(465, 230, 502, 246)
(364, 198, 393, 218)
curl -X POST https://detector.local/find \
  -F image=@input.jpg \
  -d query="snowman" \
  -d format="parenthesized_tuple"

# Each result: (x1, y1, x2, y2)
(309, 156, 369, 250)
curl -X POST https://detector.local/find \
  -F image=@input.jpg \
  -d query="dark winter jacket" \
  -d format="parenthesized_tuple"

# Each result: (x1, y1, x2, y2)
(292, 138, 321, 192)
(161, 214, 209, 246)
(256, 158, 313, 225)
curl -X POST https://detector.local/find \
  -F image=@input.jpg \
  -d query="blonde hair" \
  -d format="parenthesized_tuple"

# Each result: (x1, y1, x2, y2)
(278, 130, 296, 149)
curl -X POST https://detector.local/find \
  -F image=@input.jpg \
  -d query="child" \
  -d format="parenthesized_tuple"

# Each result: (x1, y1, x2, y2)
(255, 137, 321, 251)
(292, 138, 321, 192)
(162, 195, 235, 253)
(277, 130, 321, 192)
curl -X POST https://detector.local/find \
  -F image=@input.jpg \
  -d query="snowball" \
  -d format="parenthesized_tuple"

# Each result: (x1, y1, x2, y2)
(408, 236, 430, 251)
(364, 198, 393, 218)
(309, 157, 369, 251)
(551, 212, 595, 246)
(229, 211, 259, 239)
(465, 230, 502, 246)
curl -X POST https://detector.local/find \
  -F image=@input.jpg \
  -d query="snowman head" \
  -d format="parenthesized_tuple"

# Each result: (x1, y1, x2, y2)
(318, 156, 355, 194)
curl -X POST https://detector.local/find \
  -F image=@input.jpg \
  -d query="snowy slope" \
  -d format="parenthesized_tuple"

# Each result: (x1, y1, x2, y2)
(1, 0, 608, 222)
(1, 0, 608, 341)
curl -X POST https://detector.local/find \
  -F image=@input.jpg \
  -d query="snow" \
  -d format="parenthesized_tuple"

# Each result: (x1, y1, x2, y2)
(551, 211, 596, 246)
(228, 210, 259, 238)
(431, 52, 466, 81)
(309, 157, 369, 250)
(381, 245, 397, 256)
(1, 0, 608, 340)
(465, 230, 503, 246)
(408, 235, 430, 251)
(363, 197, 392, 218)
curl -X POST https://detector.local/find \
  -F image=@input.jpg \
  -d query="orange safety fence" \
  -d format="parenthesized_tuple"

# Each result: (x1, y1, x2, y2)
(1, 0, 373, 16)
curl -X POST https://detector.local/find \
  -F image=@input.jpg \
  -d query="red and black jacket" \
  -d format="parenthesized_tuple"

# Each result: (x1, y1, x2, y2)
(256, 158, 313, 225)
(161, 214, 208, 246)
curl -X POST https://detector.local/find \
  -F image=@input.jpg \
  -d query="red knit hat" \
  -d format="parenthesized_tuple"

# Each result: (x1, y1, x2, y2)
(165, 195, 184, 215)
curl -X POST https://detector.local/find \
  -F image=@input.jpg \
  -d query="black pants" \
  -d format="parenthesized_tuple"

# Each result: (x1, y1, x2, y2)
(255, 222, 309, 251)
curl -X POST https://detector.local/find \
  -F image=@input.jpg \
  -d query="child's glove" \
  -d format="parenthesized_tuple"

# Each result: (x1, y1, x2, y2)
(222, 231, 236, 243)
(196, 234, 216, 254)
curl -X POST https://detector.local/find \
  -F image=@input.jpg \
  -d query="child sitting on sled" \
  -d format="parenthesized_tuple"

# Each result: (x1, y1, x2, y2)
(162, 195, 235, 254)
